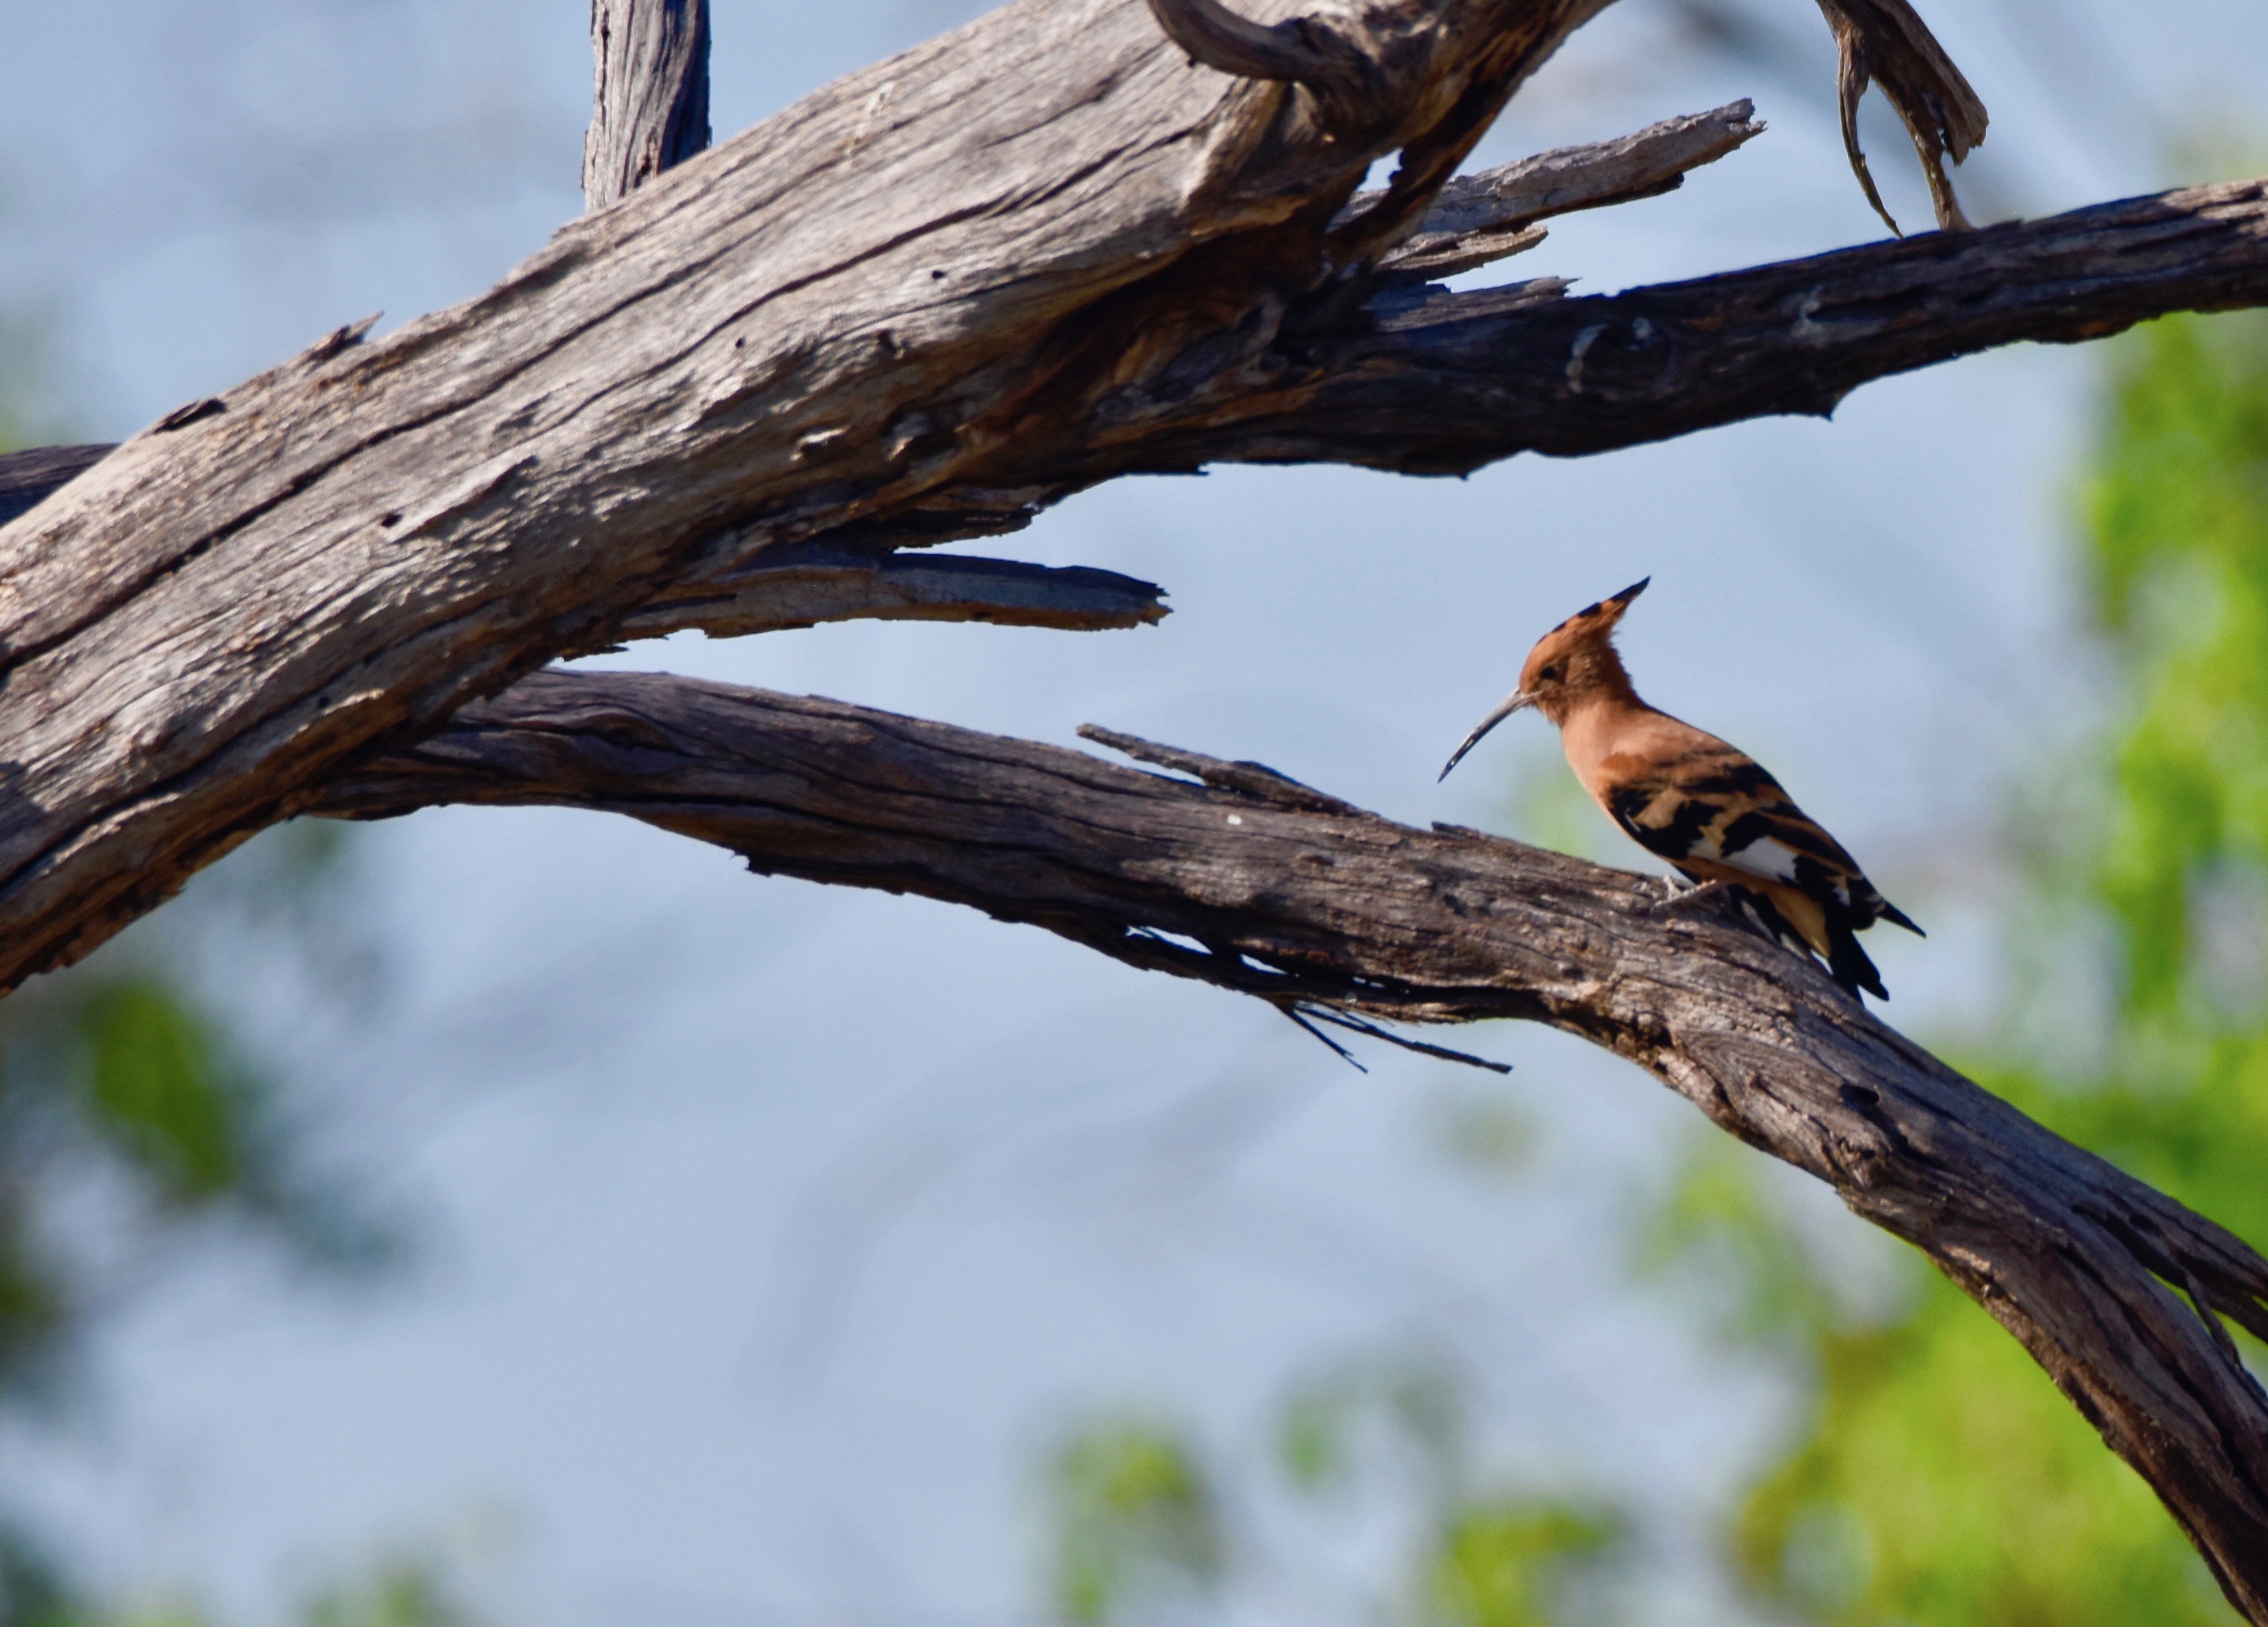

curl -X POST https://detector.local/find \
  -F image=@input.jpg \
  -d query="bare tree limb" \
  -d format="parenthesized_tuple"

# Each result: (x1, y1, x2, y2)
(1, 0, 2264, 1599)
(582, 0, 712, 212)
(11, 173, 2265, 575)
(3, 172, 2264, 999)
(1116, 175, 2268, 476)
(309, 666, 2268, 1616)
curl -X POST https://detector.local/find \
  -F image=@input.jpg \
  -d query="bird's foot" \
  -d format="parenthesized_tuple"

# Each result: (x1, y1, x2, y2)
(1638, 877, 1737, 916)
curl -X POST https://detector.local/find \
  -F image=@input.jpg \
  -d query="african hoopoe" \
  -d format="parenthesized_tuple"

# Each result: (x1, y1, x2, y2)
(1437, 578, 1922, 1000)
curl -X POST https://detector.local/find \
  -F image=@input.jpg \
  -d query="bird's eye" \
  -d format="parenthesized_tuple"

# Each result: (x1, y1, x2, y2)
(1539, 663, 1562, 682)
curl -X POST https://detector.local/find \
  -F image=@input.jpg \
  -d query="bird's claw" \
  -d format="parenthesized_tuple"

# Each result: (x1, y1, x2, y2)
(1637, 877, 1735, 916)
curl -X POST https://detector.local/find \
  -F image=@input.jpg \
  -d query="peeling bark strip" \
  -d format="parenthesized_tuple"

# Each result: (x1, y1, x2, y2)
(312, 668, 2268, 1611)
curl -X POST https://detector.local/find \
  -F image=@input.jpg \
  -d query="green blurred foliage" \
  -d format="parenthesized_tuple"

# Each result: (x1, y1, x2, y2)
(1047, 1417, 1224, 1626)
(81, 979, 249, 1204)
(0, 309, 77, 455)
(0, 1551, 484, 1627)
(297, 1555, 483, 1627)
(1044, 1350, 1623, 1627)
(1275, 1347, 1466, 1498)
(1655, 312, 2268, 1624)
(1426, 1500, 1619, 1627)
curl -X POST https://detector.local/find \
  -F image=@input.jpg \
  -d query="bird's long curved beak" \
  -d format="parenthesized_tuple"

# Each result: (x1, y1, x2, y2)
(1438, 690, 1536, 782)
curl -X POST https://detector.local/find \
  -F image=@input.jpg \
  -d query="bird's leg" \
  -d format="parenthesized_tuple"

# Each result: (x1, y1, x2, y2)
(1639, 876, 1739, 916)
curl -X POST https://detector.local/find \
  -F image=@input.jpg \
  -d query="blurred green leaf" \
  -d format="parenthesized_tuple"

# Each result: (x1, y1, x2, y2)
(299, 1557, 478, 1627)
(1432, 1089, 1538, 1180)
(1047, 1416, 1223, 1626)
(0, 1208, 65, 1404)
(78, 980, 247, 1204)
(1274, 1346, 1469, 1501)
(1640, 1137, 1841, 1349)
(1679, 311, 2268, 1624)
(1423, 1497, 1619, 1627)
(1276, 1383, 1353, 1492)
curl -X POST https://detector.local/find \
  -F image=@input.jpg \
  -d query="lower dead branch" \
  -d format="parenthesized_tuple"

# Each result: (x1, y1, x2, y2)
(313, 666, 2268, 1614)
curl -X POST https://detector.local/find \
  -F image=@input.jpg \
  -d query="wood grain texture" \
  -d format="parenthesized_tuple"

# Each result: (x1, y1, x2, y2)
(311, 667, 2268, 1616)
(11, 174, 2266, 564)
(583, 0, 713, 212)
(0, 0, 1604, 991)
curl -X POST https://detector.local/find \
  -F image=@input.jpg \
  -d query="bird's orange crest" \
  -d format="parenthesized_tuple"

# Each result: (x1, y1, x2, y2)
(1515, 577, 1649, 724)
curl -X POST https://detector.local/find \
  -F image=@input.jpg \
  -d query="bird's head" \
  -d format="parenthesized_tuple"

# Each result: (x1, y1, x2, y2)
(1515, 576, 1648, 724)
(1439, 578, 1648, 780)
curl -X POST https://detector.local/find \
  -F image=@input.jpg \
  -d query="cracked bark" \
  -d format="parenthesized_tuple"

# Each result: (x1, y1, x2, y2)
(309, 669, 2268, 1611)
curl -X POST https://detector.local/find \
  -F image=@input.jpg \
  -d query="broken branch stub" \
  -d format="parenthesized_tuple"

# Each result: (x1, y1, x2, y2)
(1143, 0, 1409, 140)
(583, 0, 713, 211)
(1815, 0, 1988, 233)
(1365, 99, 1764, 281)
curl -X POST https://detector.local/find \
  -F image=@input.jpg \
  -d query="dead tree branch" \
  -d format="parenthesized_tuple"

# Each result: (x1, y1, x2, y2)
(10, 172, 2266, 584)
(309, 667, 2268, 1614)
(604, 543, 1168, 644)
(4, 165, 2265, 992)
(1366, 99, 1765, 281)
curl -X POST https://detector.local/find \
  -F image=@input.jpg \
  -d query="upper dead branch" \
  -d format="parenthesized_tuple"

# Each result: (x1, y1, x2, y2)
(583, 0, 713, 211)
(311, 667, 2268, 1614)
(1145, 175, 2268, 475)
(1815, 0, 1987, 233)
(8, 173, 2265, 580)
(6, 175, 2267, 648)
(2, 0, 1617, 990)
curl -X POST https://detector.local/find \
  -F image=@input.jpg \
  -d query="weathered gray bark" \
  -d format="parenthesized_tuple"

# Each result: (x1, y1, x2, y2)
(582, 0, 711, 212)
(0, 0, 1627, 989)
(309, 669, 2268, 1612)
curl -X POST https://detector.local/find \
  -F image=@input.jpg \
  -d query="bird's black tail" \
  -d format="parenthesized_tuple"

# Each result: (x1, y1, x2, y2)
(1826, 918, 1887, 1001)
